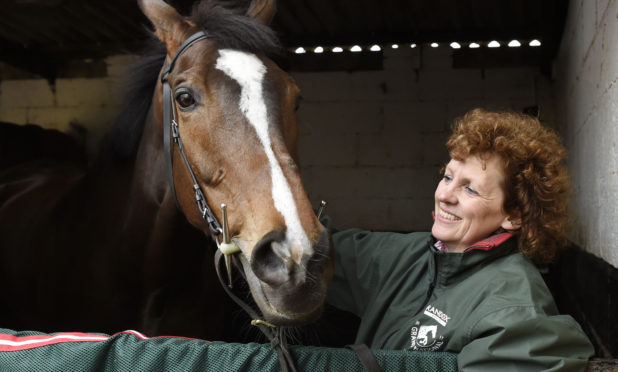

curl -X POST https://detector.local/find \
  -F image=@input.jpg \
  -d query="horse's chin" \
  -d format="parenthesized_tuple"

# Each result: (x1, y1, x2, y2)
(237, 254, 326, 326)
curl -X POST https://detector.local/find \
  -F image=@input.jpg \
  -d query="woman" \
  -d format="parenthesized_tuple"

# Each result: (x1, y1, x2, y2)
(325, 108, 594, 371)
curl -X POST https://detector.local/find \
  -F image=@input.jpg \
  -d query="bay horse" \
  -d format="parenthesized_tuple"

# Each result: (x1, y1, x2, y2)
(0, 0, 333, 340)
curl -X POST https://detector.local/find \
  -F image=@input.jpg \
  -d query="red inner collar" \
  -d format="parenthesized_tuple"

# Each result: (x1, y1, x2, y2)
(464, 232, 514, 252)
(431, 211, 514, 252)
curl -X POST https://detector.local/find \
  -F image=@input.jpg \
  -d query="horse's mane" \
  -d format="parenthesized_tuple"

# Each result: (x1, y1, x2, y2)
(100, 0, 282, 162)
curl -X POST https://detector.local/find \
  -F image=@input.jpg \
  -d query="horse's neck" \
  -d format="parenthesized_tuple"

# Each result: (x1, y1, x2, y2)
(126, 106, 184, 242)
(126, 107, 216, 290)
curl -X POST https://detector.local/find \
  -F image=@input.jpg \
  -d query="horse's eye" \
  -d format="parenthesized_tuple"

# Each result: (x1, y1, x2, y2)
(175, 92, 195, 108)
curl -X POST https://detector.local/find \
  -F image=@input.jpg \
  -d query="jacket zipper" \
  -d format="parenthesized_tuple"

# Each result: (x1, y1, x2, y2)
(380, 254, 439, 348)
(414, 254, 438, 316)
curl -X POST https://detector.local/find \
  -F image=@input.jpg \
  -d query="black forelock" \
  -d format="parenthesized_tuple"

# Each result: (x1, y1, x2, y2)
(189, 0, 282, 56)
(99, 0, 282, 163)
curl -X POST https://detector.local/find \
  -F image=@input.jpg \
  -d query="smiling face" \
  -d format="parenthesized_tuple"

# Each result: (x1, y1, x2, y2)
(432, 154, 519, 252)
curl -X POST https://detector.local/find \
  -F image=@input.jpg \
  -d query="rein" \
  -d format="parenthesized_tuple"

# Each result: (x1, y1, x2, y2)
(160, 31, 298, 372)
(215, 250, 297, 372)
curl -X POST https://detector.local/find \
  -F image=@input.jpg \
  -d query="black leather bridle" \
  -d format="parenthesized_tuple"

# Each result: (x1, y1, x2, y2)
(159, 31, 299, 372)
(160, 31, 223, 237)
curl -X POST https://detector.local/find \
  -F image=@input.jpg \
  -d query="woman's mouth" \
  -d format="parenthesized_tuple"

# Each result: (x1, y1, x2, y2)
(438, 208, 461, 221)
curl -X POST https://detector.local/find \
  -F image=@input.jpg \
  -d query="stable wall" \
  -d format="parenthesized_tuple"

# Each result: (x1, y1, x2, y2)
(553, 0, 618, 268)
(0, 47, 551, 233)
(0, 55, 137, 156)
(293, 46, 552, 231)
(548, 0, 618, 357)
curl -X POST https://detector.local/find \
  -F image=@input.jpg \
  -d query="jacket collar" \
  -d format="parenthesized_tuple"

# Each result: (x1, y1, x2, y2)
(431, 209, 514, 252)
(428, 233, 519, 287)
(464, 232, 514, 252)
(433, 232, 514, 253)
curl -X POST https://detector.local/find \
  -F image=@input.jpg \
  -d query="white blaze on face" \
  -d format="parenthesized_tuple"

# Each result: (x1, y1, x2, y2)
(215, 49, 312, 257)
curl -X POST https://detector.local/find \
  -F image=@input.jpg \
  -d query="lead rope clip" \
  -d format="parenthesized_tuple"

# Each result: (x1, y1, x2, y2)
(217, 203, 240, 288)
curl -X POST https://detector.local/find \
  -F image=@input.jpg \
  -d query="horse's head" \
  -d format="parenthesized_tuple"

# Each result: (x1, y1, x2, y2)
(138, 0, 333, 326)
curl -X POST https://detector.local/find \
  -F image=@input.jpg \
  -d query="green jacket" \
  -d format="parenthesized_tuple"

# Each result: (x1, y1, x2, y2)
(327, 228, 594, 371)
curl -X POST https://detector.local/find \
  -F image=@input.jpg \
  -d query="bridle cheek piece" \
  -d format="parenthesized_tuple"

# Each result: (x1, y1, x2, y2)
(160, 31, 298, 372)
(160, 31, 220, 235)
(159, 31, 241, 279)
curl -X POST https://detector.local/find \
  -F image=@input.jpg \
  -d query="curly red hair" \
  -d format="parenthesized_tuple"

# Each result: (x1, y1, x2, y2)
(446, 108, 569, 263)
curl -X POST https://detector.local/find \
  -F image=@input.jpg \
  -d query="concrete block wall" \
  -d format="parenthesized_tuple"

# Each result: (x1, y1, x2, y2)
(0, 55, 137, 155)
(0, 48, 549, 233)
(293, 46, 551, 231)
(553, 0, 618, 268)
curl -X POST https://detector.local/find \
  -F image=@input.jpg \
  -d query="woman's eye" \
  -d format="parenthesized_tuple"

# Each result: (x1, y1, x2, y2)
(175, 92, 195, 108)
(465, 185, 478, 195)
(442, 175, 452, 182)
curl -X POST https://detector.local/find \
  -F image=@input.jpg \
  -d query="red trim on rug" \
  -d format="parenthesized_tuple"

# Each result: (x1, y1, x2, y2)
(0, 330, 206, 352)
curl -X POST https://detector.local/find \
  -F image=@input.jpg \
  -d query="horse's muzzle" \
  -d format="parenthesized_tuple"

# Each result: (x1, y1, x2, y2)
(244, 227, 333, 325)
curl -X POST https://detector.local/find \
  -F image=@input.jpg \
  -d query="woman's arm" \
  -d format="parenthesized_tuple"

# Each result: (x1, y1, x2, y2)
(457, 305, 594, 372)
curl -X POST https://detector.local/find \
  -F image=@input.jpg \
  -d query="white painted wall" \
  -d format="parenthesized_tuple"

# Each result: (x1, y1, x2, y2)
(553, 0, 618, 267)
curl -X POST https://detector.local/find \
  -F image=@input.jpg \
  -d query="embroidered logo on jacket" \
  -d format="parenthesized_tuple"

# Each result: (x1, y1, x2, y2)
(423, 305, 450, 326)
(410, 321, 444, 351)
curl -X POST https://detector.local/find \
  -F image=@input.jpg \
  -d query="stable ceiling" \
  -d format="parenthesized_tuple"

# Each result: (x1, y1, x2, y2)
(0, 0, 568, 80)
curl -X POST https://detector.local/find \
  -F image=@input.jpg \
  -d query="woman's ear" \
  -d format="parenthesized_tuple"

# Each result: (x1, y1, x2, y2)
(501, 215, 522, 231)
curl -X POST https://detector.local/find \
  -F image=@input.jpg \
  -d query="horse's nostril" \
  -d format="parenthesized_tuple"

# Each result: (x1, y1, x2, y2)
(251, 230, 291, 288)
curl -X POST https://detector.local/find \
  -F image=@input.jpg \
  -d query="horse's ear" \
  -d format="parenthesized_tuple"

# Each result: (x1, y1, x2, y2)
(138, 0, 192, 51)
(247, 0, 277, 25)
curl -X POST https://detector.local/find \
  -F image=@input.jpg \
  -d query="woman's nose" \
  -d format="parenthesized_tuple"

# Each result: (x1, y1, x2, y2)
(437, 183, 457, 204)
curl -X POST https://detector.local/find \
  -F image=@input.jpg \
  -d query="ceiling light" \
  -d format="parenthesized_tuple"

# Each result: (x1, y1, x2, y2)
(508, 40, 521, 47)
(370, 44, 381, 52)
(350, 45, 362, 52)
(450, 42, 461, 49)
(430, 42, 439, 48)
(488, 40, 500, 48)
(332, 46, 343, 53)
(410, 43, 417, 48)
(469, 42, 480, 49)
(314, 46, 324, 53)
(529, 39, 542, 47)
(391, 44, 399, 49)
(294, 47, 306, 54)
